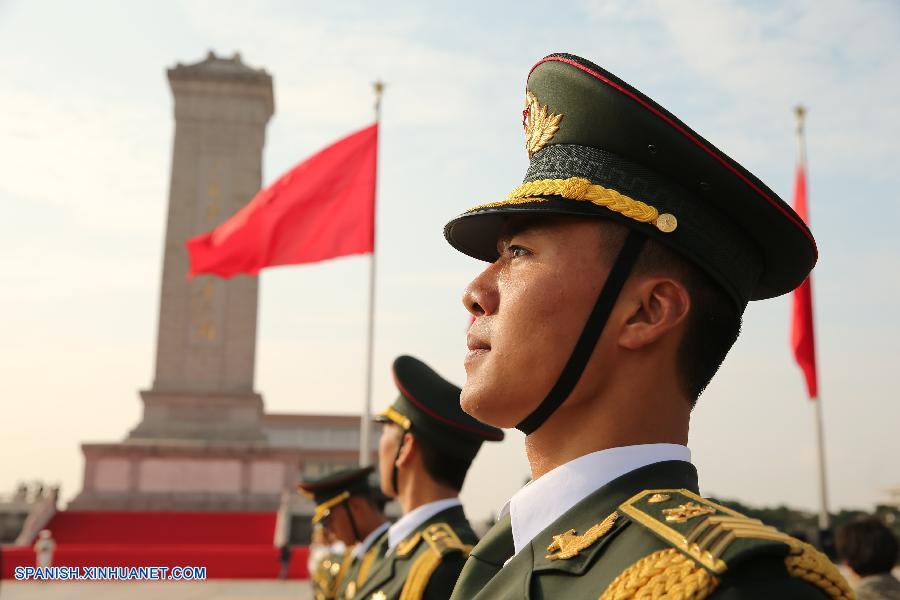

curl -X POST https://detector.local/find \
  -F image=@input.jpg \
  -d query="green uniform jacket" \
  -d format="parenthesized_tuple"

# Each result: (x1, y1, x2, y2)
(354, 504, 477, 600)
(337, 530, 390, 600)
(450, 461, 853, 600)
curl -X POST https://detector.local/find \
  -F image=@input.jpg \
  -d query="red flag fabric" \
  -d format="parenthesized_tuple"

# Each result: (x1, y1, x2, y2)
(790, 164, 818, 399)
(187, 123, 378, 278)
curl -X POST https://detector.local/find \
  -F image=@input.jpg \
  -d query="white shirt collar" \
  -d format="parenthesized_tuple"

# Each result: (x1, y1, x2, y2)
(352, 521, 391, 559)
(387, 498, 462, 551)
(503, 444, 691, 558)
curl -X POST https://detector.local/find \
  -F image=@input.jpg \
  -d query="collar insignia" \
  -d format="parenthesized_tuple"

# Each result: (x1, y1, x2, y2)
(396, 532, 422, 557)
(524, 91, 563, 159)
(545, 511, 618, 561)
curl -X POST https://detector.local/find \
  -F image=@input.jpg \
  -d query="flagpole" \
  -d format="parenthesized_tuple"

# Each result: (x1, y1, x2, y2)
(813, 396, 830, 531)
(795, 105, 830, 535)
(360, 81, 385, 467)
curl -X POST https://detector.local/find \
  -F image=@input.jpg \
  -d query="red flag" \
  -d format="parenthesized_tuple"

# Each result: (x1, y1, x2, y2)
(791, 164, 818, 399)
(187, 123, 378, 278)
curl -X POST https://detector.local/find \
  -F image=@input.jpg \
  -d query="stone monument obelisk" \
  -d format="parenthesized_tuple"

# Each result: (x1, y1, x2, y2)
(128, 51, 272, 443)
(71, 53, 308, 511)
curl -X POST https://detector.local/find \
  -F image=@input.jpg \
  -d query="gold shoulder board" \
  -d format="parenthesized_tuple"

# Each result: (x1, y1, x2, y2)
(398, 524, 471, 600)
(619, 489, 800, 574)
(614, 489, 852, 599)
(421, 523, 470, 557)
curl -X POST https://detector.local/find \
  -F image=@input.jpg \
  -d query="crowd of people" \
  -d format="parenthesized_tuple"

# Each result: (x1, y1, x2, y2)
(836, 518, 900, 599)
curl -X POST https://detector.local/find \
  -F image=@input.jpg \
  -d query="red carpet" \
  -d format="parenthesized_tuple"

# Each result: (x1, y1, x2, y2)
(0, 512, 309, 580)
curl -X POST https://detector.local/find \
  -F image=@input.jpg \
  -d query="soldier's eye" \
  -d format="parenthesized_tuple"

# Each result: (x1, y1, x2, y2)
(509, 245, 530, 258)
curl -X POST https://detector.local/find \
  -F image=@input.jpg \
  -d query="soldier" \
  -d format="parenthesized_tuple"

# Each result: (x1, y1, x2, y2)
(300, 467, 390, 600)
(444, 53, 852, 598)
(33, 529, 55, 569)
(354, 355, 504, 600)
(310, 542, 347, 600)
(308, 525, 345, 600)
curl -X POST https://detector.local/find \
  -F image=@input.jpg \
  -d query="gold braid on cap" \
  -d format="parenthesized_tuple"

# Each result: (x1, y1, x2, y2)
(467, 177, 677, 233)
(379, 407, 412, 430)
(312, 490, 351, 524)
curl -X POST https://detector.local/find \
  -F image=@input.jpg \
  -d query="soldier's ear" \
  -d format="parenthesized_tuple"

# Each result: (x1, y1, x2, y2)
(395, 432, 416, 468)
(617, 276, 690, 350)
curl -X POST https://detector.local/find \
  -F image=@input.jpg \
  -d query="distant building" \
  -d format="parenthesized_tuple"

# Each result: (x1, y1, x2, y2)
(264, 414, 368, 478)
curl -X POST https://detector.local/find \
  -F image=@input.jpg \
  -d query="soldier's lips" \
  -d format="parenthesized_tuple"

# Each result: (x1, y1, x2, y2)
(465, 334, 490, 366)
(465, 348, 489, 366)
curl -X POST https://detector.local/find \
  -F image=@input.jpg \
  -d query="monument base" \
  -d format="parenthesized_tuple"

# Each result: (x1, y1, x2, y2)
(127, 390, 268, 443)
(69, 441, 308, 512)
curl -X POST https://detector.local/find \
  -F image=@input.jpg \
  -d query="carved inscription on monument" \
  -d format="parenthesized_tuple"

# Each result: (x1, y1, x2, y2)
(188, 156, 231, 344)
(190, 279, 219, 343)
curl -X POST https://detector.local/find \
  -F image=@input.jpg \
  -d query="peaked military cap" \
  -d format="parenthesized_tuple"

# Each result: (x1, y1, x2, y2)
(444, 53, 817, 309)
(298, 466, 375, 524)
(376, 355, 504, 462)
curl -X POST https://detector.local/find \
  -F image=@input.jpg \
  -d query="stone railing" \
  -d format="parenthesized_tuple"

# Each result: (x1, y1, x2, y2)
(13, 487, 58, 546)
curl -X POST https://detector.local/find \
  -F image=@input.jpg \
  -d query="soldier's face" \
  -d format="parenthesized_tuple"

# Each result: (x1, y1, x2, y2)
(322, 503, 356, 546)
(461, 216, 623, 428)
(377, 423, 403, 496)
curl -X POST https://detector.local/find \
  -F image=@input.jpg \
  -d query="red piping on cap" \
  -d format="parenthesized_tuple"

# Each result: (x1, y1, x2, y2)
(529, 56, 817, 252)
(392, 372, 503, 441)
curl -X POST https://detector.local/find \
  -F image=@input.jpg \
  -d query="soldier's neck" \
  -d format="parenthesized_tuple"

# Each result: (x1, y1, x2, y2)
(524, 364, 690, 480)
(396, 468, 459, 514)
(358, 513, 388, 541)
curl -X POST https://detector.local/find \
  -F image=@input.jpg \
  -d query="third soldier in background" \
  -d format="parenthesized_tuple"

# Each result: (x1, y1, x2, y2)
(300, 466, 390, 600)
(353, 355, 504, 600)
(444, 53, 853, 599)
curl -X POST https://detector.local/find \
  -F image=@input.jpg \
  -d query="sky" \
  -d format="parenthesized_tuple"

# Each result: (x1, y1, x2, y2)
(1, 0, 898, 523)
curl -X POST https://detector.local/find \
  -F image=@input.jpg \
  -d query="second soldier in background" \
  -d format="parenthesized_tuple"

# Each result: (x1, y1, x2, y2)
(353, 355, 504, 600)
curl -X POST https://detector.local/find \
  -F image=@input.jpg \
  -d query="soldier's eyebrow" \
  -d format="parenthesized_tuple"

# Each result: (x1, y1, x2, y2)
(497, 216, 542, 253)
(496, 230, 521, 255)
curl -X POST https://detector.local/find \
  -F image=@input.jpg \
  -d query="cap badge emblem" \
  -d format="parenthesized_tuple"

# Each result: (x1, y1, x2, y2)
(524, 91, 563, 159)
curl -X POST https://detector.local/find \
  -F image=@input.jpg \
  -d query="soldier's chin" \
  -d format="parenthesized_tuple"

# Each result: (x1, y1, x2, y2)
(377, 475, 395, 498)
(460, 384, 521, 429)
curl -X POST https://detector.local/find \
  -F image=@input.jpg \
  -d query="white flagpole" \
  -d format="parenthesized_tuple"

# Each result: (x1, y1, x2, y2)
(795, 105, 830, 534)
(813, 396, 830, 532)
(360, 81, 385, 467)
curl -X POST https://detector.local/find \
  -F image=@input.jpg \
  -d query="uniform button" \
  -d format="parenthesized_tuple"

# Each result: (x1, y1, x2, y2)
(655, 213, 678, 233)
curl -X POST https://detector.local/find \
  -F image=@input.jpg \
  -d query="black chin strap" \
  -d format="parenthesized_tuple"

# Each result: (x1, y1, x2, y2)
(516, 231, 647, 434)
(341, 502, 362, 543)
